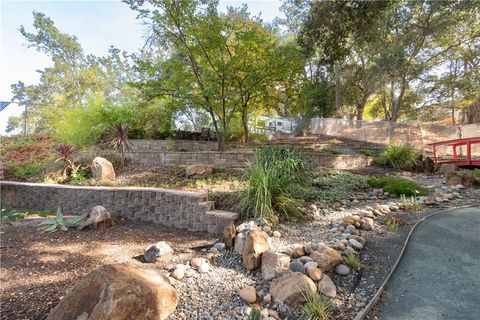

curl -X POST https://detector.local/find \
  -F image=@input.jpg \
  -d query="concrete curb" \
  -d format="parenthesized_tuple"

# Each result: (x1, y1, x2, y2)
(353, 204, 479, 320)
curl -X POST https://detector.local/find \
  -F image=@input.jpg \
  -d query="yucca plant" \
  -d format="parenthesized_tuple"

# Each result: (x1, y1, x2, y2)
(378, 144, 421, 171)
(37, 207, 85, 232)
(109, 123, 133, 172)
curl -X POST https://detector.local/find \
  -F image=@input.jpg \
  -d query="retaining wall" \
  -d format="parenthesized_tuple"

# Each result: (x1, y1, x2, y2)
(0, 181, 232, 234)
(79, 149, 373, 169)
(130, 139, 219, 152)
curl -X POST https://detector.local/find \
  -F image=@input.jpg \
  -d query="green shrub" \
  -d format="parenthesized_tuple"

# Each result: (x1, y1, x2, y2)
(10, 162, 43, 179)
(236, 147, 311, 224)
(302, 291, 333, 320)
(367, 176, 428, 196)
(473, 169, 480, 182)
(377, 144, 421, 170)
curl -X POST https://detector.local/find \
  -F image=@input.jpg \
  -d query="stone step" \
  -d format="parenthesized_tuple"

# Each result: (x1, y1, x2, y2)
(198, 201, 215, 213)
(205, 210, 239, 234)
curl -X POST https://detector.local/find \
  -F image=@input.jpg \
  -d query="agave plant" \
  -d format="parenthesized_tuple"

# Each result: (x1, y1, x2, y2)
(37, 207, 85, 232)
(109, 123, 133, 172)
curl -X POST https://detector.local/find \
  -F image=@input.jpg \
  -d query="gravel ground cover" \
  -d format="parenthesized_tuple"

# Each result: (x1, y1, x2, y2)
(1, 173, 479, 320)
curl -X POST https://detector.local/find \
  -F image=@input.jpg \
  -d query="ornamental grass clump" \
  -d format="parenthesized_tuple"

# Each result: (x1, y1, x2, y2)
(236, 147, 311, 224)
(302, 290, 333, 320)
(376, 144, 421, 171)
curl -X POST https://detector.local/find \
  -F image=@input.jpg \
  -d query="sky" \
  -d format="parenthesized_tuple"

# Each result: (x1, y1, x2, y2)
(0, 0, 283, 134)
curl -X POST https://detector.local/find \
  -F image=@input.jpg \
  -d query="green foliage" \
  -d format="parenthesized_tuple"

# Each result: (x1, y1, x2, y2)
(344, 254, 368, 271)
(400, 194, 423, 211)
(319, 146, 341, 155)
(367, 176, 428, 196)
(236, 147, 311, 224)
(298, 78, 336, 118)
(302, 290, 333, 320)
(385, 216, 400, 232)
(37, 207, 85, 232)
(360, 149, 377, 157)
(291, 171, 368, 202)
(1, 204, 52, 225)
(108, 123, 133, 172)
(15, 137, 35, 146)
(247, 310, 262, 320)
(377, 144, 421, 171)
(10, 161, 43, 179)
(473, 169, 480, 182)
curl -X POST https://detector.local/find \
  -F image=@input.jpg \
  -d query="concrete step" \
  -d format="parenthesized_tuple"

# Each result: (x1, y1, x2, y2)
(205, 210, 239, 234)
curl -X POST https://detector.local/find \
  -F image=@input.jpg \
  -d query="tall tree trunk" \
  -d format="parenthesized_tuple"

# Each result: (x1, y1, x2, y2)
(334, 63, 343, 116)
(207, 108, 224, 151)
(356, 93, 369, 120)
(242, 109, 249, 144)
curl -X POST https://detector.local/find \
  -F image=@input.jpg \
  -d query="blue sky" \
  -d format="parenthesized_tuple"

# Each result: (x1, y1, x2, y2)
(0, 0, 283, 134)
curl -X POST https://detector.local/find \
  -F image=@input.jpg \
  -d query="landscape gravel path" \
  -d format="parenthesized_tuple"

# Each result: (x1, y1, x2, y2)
(377, 205, 480, 320)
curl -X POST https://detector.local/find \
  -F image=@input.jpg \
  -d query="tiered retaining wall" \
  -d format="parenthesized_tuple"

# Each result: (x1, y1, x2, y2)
(80, 148, 373, 169)
(0, 181, 236, 234)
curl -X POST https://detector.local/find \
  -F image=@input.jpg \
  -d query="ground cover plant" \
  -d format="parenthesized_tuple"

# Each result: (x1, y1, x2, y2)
(344, 254, 368, 271)
(0, 135, 56, 181)
(367, 176, 428, 196)
(290, 171, 369, 202)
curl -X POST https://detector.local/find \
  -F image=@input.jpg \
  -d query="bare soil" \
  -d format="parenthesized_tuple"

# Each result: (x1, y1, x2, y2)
(0, 217, 214, 320)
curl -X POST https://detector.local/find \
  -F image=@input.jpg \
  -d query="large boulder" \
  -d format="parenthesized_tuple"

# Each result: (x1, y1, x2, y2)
(445, 171, 476, 187)
(261, 251, 290, 280)
(78, 206, 111, 230)
(310, 245, 343, 272)
(317, 274, 336, 298)
(144, 241, 174, 263)
(269, 272, 316, 304)
(185, 164, 213, 177)
(92, 157, 116, 181)
(243, 228, 270, 270)
(46, 264, 178, 320)
(223, 222, 236, 249)
(439, 163, 458, 175)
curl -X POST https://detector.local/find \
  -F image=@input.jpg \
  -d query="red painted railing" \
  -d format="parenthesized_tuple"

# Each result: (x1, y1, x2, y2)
(429, 137, 480, 166)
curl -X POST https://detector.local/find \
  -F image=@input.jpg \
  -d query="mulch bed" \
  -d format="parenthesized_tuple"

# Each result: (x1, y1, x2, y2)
(0, 217, 214, 320)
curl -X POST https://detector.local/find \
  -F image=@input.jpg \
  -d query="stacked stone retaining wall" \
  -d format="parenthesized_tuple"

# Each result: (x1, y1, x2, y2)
(0, 181, 235, 234)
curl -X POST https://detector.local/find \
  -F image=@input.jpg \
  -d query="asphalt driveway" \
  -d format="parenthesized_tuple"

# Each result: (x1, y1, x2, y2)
(377, 206, 480, 320)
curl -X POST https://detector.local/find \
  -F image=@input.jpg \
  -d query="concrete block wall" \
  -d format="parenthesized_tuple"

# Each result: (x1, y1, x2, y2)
(0, 181, 237, 234)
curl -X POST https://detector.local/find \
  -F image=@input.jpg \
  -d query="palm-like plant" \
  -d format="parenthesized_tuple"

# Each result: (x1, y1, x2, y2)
(54, 144, 77, 176)
(109, 123, 133, 172)
(54, 144, 76, 165)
